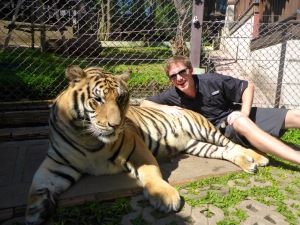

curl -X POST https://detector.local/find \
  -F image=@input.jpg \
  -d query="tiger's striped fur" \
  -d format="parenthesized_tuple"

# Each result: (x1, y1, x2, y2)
(26, 66, 268, 225)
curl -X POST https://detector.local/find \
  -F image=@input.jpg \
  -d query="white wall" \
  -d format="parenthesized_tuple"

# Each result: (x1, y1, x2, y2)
(220, 7, 300, 109)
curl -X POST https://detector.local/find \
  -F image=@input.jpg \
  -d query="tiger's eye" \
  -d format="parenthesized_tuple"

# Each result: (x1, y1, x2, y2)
(94, 97, 102, 103)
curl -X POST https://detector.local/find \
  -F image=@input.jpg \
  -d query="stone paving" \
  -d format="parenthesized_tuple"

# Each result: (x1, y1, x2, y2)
(118, 168, 300, 225)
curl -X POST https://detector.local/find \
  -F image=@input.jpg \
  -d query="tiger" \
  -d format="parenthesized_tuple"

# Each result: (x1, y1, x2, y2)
(25, 66, 269, 225)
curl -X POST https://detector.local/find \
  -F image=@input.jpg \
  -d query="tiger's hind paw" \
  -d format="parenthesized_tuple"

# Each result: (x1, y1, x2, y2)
(252, 152, 269, 167)
(235, 154, 258, 174)
(240, 147, 269, 167)
(143, 180, 181, 213)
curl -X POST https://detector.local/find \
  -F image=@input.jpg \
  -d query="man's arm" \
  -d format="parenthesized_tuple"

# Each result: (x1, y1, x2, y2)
(140, 99, 164, 109)
(227, 81, 255, 125)
(240, 81, 254, 116)
(140, 100, 184, 117)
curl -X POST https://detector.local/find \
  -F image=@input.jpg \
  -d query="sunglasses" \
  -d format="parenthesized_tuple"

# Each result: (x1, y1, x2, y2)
(168, 68, 188, 81)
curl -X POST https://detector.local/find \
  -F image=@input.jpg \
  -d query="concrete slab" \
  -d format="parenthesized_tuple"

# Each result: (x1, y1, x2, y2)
(0, 139, 242, 220)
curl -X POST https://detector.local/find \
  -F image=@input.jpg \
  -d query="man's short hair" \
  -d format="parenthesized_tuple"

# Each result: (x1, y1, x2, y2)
(164, 55, 193, 76)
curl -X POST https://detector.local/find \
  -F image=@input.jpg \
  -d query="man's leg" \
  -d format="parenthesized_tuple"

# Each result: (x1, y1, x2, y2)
(283, 109, 300, 129)
(233, 115, 300, 165)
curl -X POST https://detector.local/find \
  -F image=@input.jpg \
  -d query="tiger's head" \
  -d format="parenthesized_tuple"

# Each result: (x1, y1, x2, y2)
(60, 65, 131, 143)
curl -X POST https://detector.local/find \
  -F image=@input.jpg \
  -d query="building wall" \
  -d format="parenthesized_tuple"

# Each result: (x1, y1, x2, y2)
(220, 6, 300, 109)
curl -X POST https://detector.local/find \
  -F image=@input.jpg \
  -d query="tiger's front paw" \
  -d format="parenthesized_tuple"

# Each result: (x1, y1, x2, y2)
(143, 180, 181, 213)
(26, 188, 56, 225)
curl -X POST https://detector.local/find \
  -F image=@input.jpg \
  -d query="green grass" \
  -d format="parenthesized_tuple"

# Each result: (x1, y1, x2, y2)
(0, 49, 76, 100)
(281, 128, 300, 146)
(111, 63, 169, 86)
(179, 165, 300, 224)
(53, 198, 132, 225)
(0, 47, 171, 101)
(100, 46, 170, 60)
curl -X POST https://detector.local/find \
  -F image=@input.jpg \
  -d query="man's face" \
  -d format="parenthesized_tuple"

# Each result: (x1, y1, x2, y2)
(168, 63, 194, 93)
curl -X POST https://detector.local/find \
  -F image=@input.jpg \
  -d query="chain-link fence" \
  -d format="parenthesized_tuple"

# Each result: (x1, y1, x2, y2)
(214, 19, 300, 109)
(0, 0, 192, 105)
(1, 0, 300, 110)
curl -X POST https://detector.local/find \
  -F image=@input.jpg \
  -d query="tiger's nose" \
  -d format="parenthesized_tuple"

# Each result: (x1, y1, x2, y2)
(108, 122, 120, 129)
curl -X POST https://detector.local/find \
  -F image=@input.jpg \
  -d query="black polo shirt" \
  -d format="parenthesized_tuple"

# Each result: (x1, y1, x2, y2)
(146, 73, 248, 126)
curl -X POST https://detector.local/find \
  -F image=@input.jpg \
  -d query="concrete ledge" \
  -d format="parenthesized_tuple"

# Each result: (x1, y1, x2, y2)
(193, 68, 206, 74)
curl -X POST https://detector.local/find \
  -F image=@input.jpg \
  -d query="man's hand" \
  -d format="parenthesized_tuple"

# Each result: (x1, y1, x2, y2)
(227, 111, 245, 125)
(161, 105, 184, 118)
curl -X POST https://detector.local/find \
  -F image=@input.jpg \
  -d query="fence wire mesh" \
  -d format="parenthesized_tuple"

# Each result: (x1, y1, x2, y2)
(0, 0, 300, 110)
(0, 0, 192, 104)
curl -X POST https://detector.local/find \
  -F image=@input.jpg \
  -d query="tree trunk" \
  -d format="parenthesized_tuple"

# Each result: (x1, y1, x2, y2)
(98, 0, 112, 41)
(99, 0, 106, 40)
(171, 0, 190, 56)
(173, 0, 189, 38)
(149, 0, 156, 28)
(107, 0, 111, 40)
(77, 0, 88, 37)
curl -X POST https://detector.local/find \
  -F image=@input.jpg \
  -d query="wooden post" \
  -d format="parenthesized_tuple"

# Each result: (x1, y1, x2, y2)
(3, 0, 23, 49)
(31, 1, 35, 50)
(297, 0, 300, 21)
(190, 0, 205, 70)
(52, 0, 68, 54)
(37, 0, 46, 52)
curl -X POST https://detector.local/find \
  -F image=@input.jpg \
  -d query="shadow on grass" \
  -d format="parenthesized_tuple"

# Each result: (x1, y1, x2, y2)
(267, 141, 300, 172)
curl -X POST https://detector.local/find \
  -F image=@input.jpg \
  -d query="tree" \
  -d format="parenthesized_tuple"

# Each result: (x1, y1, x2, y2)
(98, 0, 112, 40)
(170, 0, 191, 56)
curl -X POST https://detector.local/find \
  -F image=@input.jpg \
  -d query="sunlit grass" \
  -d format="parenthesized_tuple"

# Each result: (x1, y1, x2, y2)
(0, 47, 170, 100)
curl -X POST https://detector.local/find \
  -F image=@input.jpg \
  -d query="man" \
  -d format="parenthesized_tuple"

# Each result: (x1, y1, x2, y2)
(140, 55, 300, 165)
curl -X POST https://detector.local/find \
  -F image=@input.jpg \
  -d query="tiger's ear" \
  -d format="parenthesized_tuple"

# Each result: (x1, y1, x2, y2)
(65, 65, 87, 83)
(119, 70, 132, 82)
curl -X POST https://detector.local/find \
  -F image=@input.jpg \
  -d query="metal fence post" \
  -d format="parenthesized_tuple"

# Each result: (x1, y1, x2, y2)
(275, 24, 287, 108)
(190, 0, 205, 69)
